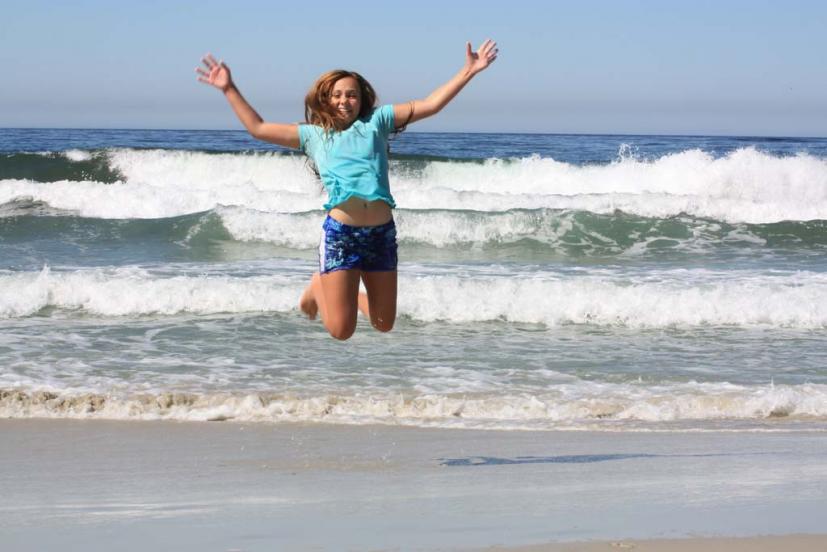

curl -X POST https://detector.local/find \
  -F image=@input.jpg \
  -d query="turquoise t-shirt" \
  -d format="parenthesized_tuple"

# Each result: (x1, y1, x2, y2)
(298, 104, 396, 210)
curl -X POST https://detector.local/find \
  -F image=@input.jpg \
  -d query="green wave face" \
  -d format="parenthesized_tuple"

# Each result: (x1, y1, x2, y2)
(0, 208, 236, 268)
(528, 210, 827, 254)
(0, 151, 123, 183)
(0, 149, 465, 185)
(3, 205, 827, 268)
(0, 208, 227, 242)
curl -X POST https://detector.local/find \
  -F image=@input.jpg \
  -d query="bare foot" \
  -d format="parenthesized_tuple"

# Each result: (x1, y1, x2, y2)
(298, 284, 318, 320)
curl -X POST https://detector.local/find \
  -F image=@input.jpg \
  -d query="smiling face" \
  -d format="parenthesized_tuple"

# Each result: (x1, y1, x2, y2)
(329, 76, 362, 126)
(305, 70, 376, 132)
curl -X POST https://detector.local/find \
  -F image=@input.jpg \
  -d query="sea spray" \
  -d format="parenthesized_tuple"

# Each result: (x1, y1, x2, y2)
(3, 266, 827, 328)
(3, 147, 827, 221)
(3, 129, 827, 433)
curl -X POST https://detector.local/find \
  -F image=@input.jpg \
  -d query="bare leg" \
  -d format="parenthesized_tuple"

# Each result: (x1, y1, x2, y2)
(310, 272, 327, 321)
(317, 269, 361, 340)
(357, 292, 370, 318)
(360, 271, 398, 332)
(299, 275, 319, 319)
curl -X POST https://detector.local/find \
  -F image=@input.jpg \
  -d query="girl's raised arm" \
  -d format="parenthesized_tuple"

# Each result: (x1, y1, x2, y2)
(196, 54, 300, 149)
(393, 40, 498, 129)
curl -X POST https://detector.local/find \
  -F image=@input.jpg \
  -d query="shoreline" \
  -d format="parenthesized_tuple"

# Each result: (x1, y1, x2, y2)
(484, 534, 827, 551)
(3, 418, 826, 550)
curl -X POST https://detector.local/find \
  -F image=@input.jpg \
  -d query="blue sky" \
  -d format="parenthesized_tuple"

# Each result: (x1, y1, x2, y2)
(2, 0, 826, 135)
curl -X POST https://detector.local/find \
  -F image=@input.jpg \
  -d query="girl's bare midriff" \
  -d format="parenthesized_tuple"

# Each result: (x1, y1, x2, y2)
(328, 196, 393, 227)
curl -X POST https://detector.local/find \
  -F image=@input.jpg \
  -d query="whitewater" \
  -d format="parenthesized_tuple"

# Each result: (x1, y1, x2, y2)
(4, 146, 827, 222)
(1, 129, 826, 431)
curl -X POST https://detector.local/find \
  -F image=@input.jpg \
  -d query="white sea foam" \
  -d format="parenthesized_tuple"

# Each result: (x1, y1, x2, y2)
(216, 206, 580, 248)
(399, 273, 827, 327)
(215, 206, 774, 252)
(394, 147, 827, 222)
(62, 149, 93, 162)
(2, 266, 826, 328)
(216, 207, 324, 247)
(2, 382, 826, 429)
(0, 267, 301, 318)
(0, 178, 320, 219)
(2, 147, 827, 222)
(106, 148, 316, 194)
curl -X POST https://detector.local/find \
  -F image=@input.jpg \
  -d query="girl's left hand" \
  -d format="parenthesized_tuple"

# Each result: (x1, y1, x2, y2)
(465, 39, 498, 75)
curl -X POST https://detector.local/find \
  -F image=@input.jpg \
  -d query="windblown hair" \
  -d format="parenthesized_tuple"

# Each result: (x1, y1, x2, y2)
(304, 69, 377, 132)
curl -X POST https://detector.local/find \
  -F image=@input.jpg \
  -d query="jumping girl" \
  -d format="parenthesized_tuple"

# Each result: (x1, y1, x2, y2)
(197, 40, 498, 340)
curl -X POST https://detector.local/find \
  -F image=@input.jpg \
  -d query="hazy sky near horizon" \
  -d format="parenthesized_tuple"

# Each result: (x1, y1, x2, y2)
(3, 0, 826, 136)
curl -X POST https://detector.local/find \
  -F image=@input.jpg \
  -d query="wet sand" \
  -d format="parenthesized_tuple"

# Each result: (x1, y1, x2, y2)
(484, 534, 827, 551)
(1, 419, 826, 551)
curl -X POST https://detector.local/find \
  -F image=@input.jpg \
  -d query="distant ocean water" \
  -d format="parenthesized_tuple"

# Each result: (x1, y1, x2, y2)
(2, 128, 827, 431)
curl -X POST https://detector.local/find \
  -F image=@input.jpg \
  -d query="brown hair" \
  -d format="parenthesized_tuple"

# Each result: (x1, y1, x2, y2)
(304, 69, 377, 132)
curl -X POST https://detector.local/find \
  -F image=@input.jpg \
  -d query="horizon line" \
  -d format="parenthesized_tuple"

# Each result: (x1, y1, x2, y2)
(1, 127, 825, 141)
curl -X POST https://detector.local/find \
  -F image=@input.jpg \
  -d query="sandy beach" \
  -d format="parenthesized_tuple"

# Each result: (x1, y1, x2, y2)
(5, 2, 827, 551)
(488, 534, 827, 551)
(2, 419, 826, 551)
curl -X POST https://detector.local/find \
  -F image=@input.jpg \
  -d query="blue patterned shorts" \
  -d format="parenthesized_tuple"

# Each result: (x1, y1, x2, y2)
(318, 216, 398, 274)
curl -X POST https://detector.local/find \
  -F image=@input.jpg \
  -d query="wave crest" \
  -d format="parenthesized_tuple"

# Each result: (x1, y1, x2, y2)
(3, 267, 827, 328)
(3, 382, 825, 429)
(3, 147, 827, 222)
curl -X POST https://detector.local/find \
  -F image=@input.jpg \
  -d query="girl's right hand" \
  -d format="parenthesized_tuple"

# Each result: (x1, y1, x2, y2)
(196, 54, 233, 92)
(464, 40, 498, 77)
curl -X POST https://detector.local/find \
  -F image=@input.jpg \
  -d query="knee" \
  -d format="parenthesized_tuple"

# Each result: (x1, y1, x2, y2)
(327, 322, 356, 341)
(371, 316, 395, 333)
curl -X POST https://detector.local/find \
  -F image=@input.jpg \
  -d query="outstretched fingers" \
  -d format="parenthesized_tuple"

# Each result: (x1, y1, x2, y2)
(479, 39, 498, 60)
(195, 53, 215, 84)
(196, 53, 220, 74)
(466, 39, 499, 69)
(465, 39, 498, 72)
(195, 63, 210, 85)
(195, 53, 231, 88)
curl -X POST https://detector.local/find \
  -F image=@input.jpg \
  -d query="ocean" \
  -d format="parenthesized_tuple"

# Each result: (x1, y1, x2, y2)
(2, 128, 827, 431)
